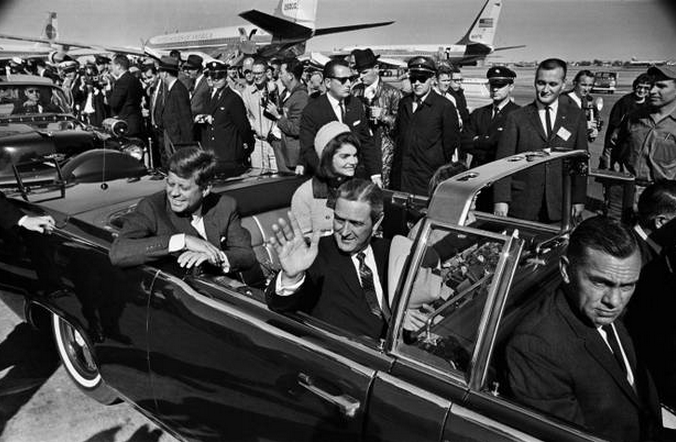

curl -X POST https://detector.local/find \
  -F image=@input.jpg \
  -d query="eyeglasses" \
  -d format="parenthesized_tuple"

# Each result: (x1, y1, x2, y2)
(243, 70, 252, 75)
(635, 85, 651, 91)
(409, 74, 432, 84)
(330, 75, 358, 85)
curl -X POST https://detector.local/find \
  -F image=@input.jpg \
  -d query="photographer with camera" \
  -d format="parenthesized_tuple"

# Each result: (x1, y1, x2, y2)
(78, 61, 108, 126)
(241, 58, 282, 171)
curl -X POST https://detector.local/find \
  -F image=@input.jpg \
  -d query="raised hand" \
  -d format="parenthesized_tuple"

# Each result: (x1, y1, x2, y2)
(268, 212, 320, 280)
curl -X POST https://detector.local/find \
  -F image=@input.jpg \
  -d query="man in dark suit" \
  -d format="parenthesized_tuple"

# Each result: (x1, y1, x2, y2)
(390, 56, 460, 196)
(461, 66, 520, 211)
(0, 191, 55, 233)
(153, 56, 193, 168)
(109, 54, 144, 137)
(505, 216, 663, 442)
(109, 147, 255, 272)
(630, 180, 676, 267)
(265, 57, 309, 172)
(493, 58, 588, 223)
(298, 60, 381, 185)
(184, 54, 210, 118)
(266, 179, 390, 340)
(200, 61, 254, 171)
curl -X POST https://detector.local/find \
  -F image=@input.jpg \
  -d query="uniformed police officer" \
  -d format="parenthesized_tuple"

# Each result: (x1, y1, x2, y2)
(199, 60, 254, 172)
(460, 66, 520, 210)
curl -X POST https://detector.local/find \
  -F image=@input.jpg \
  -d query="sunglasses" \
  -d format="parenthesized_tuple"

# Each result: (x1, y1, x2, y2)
(451, 77, 464, 82)
(489, 81, 511, 88)
(207, 71, 227, 80)
(330, 75, 358, 85)
(409, 74, 432, 84)
(26, 89, 40, 94)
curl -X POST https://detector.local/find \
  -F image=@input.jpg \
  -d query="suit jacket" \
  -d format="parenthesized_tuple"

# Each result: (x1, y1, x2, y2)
(109, 71, 144, 137)
(0, 191, 23, 230)
(161, 79, 193, 145)
(493, 98, 588, 221)
(390, 90, 460, 195)
(190, 74, 211, 117)
(299, 94, 380, 177)
(266, 237, 390, 340)
(109, 191, 255, 271)
(202, 86, 255, 168)
(461, 101, 521, 167)
(276, 83, 309, 168)
(506, 288, 662, 442)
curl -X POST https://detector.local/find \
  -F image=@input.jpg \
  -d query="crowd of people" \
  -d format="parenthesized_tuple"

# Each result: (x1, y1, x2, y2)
(3, 46, 676, 442)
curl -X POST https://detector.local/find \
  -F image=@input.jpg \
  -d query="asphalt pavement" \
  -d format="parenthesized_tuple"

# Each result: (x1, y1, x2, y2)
(0, 300, 177, 442)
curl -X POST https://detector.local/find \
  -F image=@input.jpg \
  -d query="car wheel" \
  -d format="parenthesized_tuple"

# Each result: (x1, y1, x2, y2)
(52, 313, 118, 405)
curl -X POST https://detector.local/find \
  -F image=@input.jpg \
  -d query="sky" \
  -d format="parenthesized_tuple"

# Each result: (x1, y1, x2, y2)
(0, 0, 675, 62)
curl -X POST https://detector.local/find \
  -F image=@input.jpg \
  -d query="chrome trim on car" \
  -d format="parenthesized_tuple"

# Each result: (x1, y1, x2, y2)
(377, 372, 453, 409)
(450, 404, 544, 441)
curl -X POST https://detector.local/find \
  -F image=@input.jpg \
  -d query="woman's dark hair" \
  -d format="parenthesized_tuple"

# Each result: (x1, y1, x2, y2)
(168, 146, 217, 188)
(316, 131, 360, 181)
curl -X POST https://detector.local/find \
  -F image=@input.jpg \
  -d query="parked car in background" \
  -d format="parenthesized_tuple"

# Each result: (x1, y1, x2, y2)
(1, 151, 649, 441)
(0, 75, 145, 193)
(591, 71, 617, 94)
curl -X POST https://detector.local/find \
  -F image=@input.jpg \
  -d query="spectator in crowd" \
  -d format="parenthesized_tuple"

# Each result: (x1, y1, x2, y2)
(110, 147, 255, 272)
(0, 191, 55, 234)
(200, 60, 254, 171)
(59, 60, 82, 109)
(447, 64, 470, 128)
(631, 180, 676, 267)
(493, 58, 588, 223)
(461, 66, 520, 211)
(615, 66, 676, 201)
(433, 64, 464, 131)
(505, 216, 663, 442)
(299, 59, 380, 184)
(291, 122, 359, 236)
(242, 58, 280, 170)
(152, 56, 193, 168)
(307, 71, 325, 100)
(109, 54, 144, 137)
(226, 62, 244, 97)
(242, 57, 255, 88)
(34, 59, 59, 83)
(264, 57, 309, 172)
(601, 73, 653, 171)
(351, 49, 402, 189)
(267, 178, 391, 340)
(564, 70, 603, 143)
(390, 56, 460, 195)
(182, 55, 209, 117)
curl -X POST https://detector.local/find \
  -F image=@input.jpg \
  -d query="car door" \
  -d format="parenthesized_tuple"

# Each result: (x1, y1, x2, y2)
(145, 266, 391, 442)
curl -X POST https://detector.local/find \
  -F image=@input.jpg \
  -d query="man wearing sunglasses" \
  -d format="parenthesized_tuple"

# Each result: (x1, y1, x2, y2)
(299, 59, 381, 184)
(390, 56, 460, 196)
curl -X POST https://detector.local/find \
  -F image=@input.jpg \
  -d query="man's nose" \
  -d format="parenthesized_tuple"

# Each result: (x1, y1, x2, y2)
(602, 288, 623, 308)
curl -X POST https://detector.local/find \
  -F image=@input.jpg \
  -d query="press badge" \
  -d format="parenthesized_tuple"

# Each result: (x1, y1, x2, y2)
(556, 127, 571, 141)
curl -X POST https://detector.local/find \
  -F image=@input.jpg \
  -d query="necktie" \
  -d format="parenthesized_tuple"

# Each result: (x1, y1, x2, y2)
(413, 98, 421, 113)
(492, 105, 500, 121)
(544, 105, 552, 138)
(339, 101, 346, 123)
(603, 324, 627, 375)
(356, 252, 387, 320)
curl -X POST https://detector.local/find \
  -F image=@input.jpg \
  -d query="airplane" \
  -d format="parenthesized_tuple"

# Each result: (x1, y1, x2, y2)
(0, 12, 144, 62)
(143, 0, 394, 62)
(333, 0, 525, 67)
(628, 56, 666, 67)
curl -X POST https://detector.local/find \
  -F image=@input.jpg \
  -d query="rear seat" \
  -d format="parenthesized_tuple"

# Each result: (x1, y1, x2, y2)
(225, 174, 306, 288)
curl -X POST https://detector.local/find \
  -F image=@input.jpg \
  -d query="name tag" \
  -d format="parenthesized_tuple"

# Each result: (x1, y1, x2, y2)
(557, 127, 572, 141)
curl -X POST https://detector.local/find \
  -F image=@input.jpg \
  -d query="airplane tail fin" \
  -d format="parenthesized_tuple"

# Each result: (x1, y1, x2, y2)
(273, 0, 318, 30)
(457, 0, 502, 47)
(41, 11, 58, 42)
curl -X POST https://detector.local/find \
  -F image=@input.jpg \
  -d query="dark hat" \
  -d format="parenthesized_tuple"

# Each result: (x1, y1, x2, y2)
(407, 56, 436, 76)
(486, 66, 516, 84)
(169, 49, 182, 61)
(94, 55, 111, 65)
(158, 56, 179, 73)
(352, 49, 380, 72)
(184, 54, 203, 70)
(647, 65, 676, 81)
(205, 60, 227, 73)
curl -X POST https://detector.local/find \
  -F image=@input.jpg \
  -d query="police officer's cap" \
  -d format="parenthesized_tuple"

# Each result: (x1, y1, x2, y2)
(95, 55, 111, 65)
(647, 65, 676, 81)
(206, 60, 227, 73)
(407, 56, 437, 76)
(486, 66, 516, 84)
(59, 60, 79, 73)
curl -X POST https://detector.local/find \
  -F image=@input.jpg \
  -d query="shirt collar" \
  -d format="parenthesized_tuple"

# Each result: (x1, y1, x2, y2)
(167, 77, 177, 91)
(567, 92, 582, 108)
(364, 78, 379, 97)
(326, 93, 342, 108)
(536, 97, 559, 113)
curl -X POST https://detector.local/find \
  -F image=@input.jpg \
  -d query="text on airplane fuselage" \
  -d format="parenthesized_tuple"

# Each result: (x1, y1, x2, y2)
(284, 2, 298, 11)
(159, 32, 215, 43)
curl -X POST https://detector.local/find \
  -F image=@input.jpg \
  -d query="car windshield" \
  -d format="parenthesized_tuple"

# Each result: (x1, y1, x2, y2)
(0, 84, 71, 117)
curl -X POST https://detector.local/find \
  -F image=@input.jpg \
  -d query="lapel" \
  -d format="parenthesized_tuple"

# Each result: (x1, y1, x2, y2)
(164, 198, 201, 239)
(326, 239, 363, 298)
(525, 101, 548, 142)
(556, 290, 642, 407)
(201, 194, 221, 248)
(552, 97, 569, 140)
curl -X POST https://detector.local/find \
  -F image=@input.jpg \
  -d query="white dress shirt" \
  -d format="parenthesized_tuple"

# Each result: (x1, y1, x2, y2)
(536, 98, 559, 136)
(597, 323, 635, 388)
(326, 93, 345, 123)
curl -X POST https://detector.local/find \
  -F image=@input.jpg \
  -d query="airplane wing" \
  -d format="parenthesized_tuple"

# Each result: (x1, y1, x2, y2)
(0, 33, 146, 57)
(239, 10, 313, 40)
(493, 45, 527, 52)
(313, 21, 394, 37)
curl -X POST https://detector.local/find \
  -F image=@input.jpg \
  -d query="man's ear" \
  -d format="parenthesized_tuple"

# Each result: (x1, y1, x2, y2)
(654, 214, 668, 230)
(559, 255, 571, 284)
